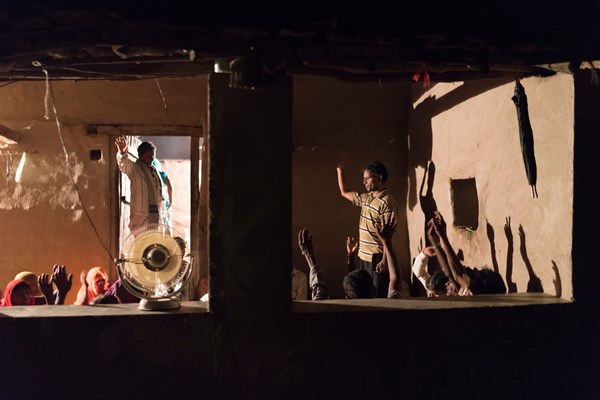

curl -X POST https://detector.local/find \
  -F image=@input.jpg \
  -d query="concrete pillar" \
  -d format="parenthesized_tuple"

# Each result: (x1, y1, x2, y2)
(207, 73, 292, 381)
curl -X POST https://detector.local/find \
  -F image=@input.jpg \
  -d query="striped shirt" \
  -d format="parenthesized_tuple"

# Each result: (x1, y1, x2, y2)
(117, 153, 164, 231)
(352, 190, 398, 262)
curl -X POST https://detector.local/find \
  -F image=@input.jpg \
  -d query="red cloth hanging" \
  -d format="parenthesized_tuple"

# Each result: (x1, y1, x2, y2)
(412, 65, 430, 87)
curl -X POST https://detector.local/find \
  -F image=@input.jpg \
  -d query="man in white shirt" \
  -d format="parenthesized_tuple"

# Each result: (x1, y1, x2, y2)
(412, 245, 448, 297)
(115, 136, 165, 233)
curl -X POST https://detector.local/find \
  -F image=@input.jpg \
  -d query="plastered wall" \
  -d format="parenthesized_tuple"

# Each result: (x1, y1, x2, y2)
(0, 77, 207, 303)
(406, 75, 574, 299)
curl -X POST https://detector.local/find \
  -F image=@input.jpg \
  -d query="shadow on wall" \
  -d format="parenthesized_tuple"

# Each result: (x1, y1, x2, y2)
(411, 160, 440, 297)
(486, 217, 558, 295)
(407, 78, 513, 211)
(406, 77, 562, 297)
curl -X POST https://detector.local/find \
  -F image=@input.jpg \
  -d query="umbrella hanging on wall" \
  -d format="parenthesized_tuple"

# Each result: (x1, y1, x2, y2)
(511, 79, 538, 199)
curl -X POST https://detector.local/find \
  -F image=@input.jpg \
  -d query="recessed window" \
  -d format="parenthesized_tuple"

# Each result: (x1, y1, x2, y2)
(450, 178, 479, 230)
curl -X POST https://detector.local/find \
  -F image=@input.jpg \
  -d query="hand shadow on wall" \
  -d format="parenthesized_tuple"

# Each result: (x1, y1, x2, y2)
(419, 161, 438, 225)
(418, 161, 441, 290)
(551, 260, 562, 298)
(407, 78, 513, 211)
(518, 224, 544, 293)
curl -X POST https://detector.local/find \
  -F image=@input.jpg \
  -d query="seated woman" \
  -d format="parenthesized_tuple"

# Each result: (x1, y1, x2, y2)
(1, 279, 34, 306)
(14, 271, 48, 305)
(74, 267, 110, 305)
(427, 211, 506, 296)
(13, 265, 73, 305)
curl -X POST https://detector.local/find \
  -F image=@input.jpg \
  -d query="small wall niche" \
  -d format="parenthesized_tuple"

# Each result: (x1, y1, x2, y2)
(450, 177, 479, 230)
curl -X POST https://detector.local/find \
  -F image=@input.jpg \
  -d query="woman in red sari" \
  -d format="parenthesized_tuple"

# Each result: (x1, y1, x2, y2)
(1, 279, 34, 306)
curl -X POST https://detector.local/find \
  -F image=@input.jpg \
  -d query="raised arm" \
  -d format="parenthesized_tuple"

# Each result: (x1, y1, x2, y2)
(432, 212, 470, 295)
(74, 270, 89, 305)
(426, 218, 459, 295)
(115, 135, 128, 155)
(412, 243, 436, 293)
(52, 264, 73, 305)
(374, 221, 402, 298)
(298, 229, 329, 300)
(336, 160, 356, 202)
(346, 236, 358, 273)
(37, 273, 53, 305)
(115, 135, 133, 174)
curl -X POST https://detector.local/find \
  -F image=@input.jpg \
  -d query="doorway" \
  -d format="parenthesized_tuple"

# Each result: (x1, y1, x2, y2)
(114, 133, 204, 300)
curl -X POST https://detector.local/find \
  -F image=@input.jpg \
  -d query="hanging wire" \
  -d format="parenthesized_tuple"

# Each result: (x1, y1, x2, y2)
(42, 69, 51, 120)
(154, 78, 168, 110)
(43, 68, 117, 266)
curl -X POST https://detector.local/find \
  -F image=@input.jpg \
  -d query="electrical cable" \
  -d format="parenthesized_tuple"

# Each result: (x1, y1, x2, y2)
(44, 69, 118, 267)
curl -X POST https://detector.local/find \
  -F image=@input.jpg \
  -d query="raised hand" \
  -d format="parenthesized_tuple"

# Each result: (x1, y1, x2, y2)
(433, 211, 447, 237)
(423, 246, 437, 257)
(52, 264, 73, 302)
(115, 135, 128, 154)
(38, 273, 53, 303)
(426, 218, 439, 244)
(346, 236, 358, 256)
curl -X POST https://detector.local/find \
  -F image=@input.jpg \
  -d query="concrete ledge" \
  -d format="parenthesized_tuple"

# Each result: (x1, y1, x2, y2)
(292, 292, 571, 312)
(0, 293, 570, 319)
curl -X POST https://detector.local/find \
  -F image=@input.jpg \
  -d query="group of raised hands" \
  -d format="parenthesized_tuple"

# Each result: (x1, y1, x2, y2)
(425, 211, 466, 296)
(299, 218, 402, 299)
(38, 264, 73, 305)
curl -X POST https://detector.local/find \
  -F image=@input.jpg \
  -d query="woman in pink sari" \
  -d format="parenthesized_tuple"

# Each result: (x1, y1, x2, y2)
(74, 267, 110, 305)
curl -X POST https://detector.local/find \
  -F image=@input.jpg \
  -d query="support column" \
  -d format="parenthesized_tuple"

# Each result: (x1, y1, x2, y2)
(207, 73, 292, 381)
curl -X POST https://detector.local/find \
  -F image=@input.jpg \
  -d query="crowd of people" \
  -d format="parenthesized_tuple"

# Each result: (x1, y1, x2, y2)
(0, 136, 173, 308)
(1, 155, 507, 307)
(293, 159, 507, 301)
(0, 264, 141, 307)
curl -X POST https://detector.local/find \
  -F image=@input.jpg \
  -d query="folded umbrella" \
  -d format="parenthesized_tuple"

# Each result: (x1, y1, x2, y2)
(511, 79, 538, 198)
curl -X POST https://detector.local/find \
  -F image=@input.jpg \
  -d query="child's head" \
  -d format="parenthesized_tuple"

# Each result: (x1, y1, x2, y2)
(343, 270, 374, 299)
(426, 270, 449, 297)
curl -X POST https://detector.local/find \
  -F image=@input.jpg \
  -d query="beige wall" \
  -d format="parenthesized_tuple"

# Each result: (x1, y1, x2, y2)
(0, 77, 207, 303)
(406, 75, 574, 299)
